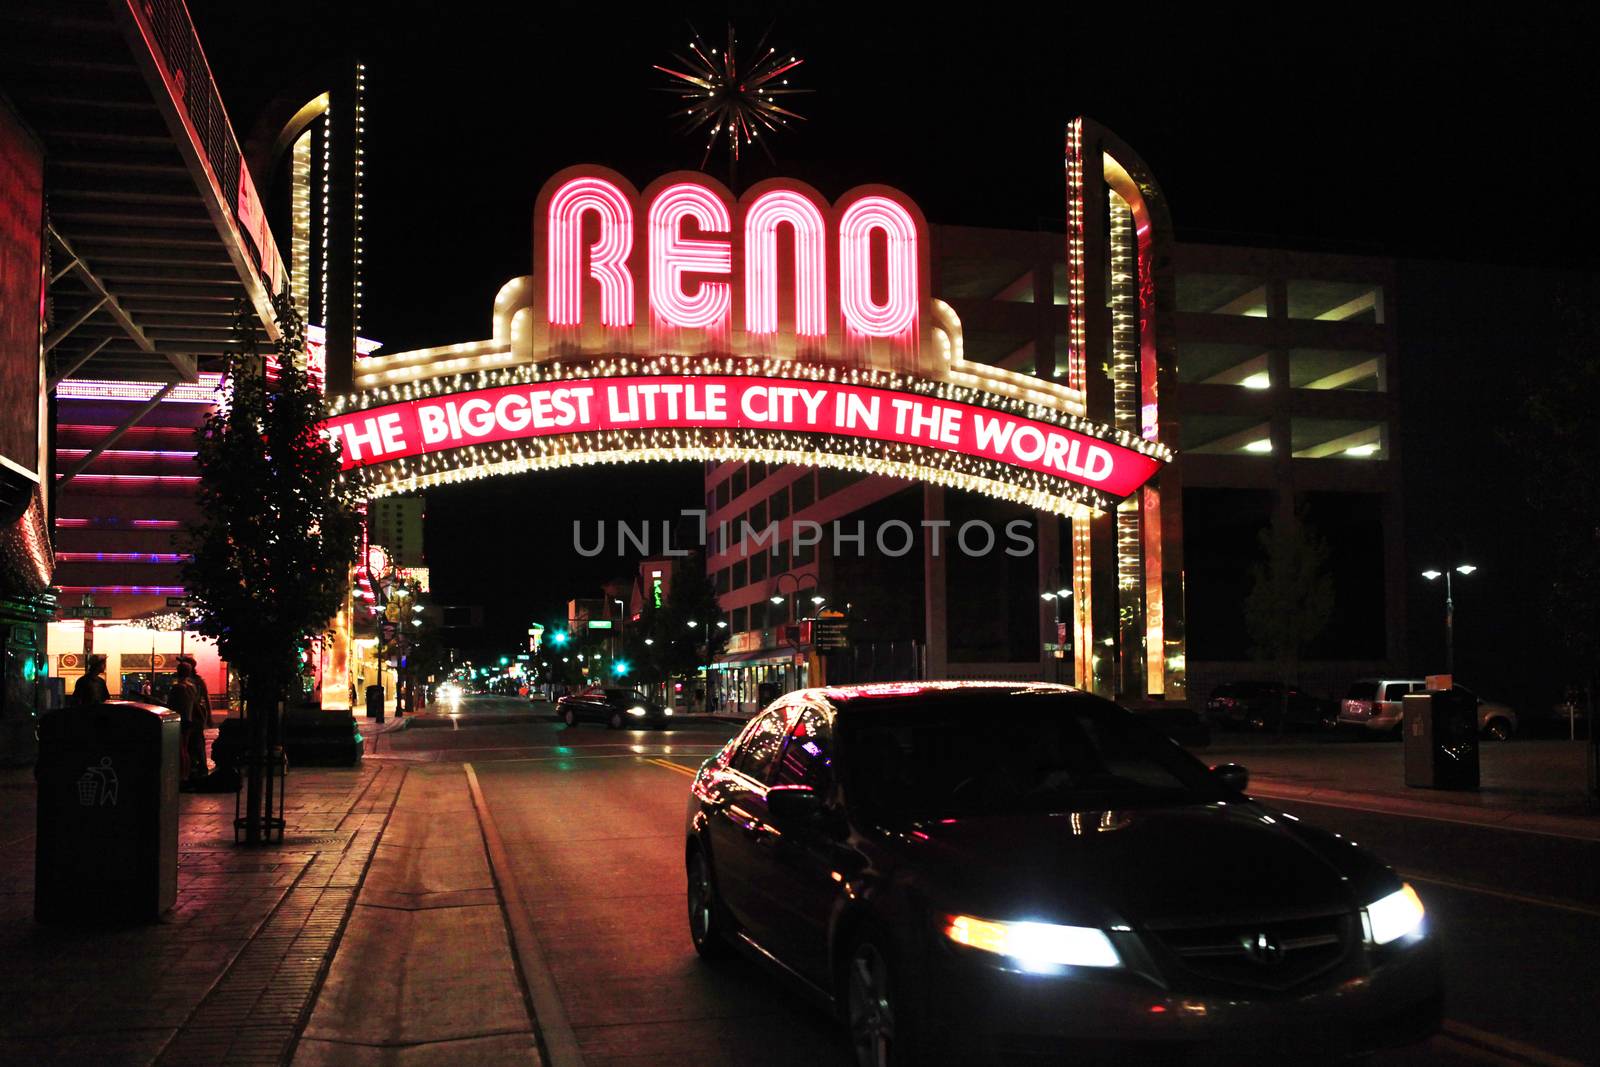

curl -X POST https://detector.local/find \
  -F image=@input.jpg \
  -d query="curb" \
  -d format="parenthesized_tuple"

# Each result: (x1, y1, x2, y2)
(1248, 779, 1600, 841)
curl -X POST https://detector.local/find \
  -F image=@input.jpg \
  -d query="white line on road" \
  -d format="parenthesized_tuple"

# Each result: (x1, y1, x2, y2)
(1250, 787, 1600, 843)
(1401, 871, 1600, 920)
(1440, 1020, 1591, 1067)
(464, 762, 586, 1067)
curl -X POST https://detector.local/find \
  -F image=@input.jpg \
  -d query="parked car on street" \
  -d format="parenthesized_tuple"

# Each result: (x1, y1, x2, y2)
(684, 682, 1440, 1065)
(557, 686, 672, 729)
(1339, 679, 1517, 740)
(1204, 681, 1335, 731)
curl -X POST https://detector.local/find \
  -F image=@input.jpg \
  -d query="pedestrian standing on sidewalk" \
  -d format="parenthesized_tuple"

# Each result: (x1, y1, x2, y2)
(72, 655, 109, 706)
(178, 654, 212, 727)
(167, 659, 203, 788)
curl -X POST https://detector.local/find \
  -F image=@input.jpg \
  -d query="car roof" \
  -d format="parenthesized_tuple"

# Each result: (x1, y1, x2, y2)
(787, 680, 1107, 716)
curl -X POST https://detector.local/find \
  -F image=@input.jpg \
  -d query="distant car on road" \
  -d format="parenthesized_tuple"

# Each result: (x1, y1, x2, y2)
(1339, 679, 1517, 740)
(684, 682, 1440, 1065)
(1204, 681, 1335, 732)
(557, 686, 672, 729)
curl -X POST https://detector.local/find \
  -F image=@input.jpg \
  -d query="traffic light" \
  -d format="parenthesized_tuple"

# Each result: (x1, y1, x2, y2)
(499, 655, 510, 666)
(612, 659, 629, 677)
(550, 630, 570, 647)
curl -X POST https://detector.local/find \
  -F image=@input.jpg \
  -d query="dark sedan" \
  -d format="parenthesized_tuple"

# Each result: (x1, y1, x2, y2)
(1205, 681, 1335, 731)
(557, 686, 672, 729)
(684, 682, 1439, 1066)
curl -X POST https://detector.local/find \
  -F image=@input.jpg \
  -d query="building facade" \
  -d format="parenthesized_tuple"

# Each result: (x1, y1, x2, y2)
(704, 148, 1401, 712)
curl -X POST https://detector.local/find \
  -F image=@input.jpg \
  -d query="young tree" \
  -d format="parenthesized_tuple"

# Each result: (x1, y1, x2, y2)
(663, 551, 729, 711)
(1244, 505, 1335, 731)
(1503, 300, 1600, 712)
(185, 298, 360, 842)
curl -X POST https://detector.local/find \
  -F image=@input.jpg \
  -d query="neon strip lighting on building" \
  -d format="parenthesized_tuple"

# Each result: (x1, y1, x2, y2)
(547, 177, 634, 327)
(838, 196, 918, 338)
(56, 375, 224, 403)
(57, 449, 199, 460)
(56, 586, 187, 596)
(56, 552, 192, 564)
(57, 424, 197, 437)
(745, 190, 827, 337)
(56, 518, 184, 529)
(58, 474, 202, 485)
(649, 182, 731, 330)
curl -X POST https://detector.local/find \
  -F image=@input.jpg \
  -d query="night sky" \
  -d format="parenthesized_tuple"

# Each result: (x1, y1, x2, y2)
(189, 3, 1599, 698)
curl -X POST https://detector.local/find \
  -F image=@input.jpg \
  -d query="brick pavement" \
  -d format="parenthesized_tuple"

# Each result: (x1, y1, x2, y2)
(0, 754, 408, 1066)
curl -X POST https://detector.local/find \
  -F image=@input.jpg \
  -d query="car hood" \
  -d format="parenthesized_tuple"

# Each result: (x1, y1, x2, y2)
(892, 801, 1362, 928)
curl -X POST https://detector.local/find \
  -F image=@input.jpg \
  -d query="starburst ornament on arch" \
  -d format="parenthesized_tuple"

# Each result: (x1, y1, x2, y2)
(654, 23, 808, 179)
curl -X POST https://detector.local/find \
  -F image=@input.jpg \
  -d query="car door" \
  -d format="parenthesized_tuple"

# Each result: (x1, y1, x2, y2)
(753, 704, 851, 986)
(704, 707, 788, 933)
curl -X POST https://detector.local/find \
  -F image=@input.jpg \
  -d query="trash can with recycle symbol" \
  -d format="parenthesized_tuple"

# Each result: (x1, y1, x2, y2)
(35, 701, 180, 924)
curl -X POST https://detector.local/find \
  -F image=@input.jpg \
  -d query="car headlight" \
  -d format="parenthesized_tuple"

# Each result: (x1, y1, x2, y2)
(627, 705, 647, 717)
(1364, 883, 1425, 945)
(944, 914, 1121, 972)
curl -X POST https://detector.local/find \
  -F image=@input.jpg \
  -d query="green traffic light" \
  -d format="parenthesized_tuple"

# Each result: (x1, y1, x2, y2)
(499, 656, 510, 666)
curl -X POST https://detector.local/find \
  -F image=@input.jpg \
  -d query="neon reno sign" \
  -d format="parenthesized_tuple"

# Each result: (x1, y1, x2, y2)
(532, 167, 928, 361)
(322, 165, 1173, 514)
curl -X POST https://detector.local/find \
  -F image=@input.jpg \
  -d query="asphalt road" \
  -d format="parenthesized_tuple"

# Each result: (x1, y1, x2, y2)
(394, 696, 1598, 1066)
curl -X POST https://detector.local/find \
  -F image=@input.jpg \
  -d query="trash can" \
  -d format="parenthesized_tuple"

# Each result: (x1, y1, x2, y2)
(1403, 689, 1479, 790)
(365, 683, 385, 723)
(35, 701, 180, 924)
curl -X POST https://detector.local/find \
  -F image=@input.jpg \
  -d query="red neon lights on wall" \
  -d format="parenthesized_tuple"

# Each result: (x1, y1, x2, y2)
(648, 183, 732, 330)
(546, 177, 634, 327)
(744, 190, 827, 337)
(324, 377, 1160, 498)
(55, 552, 192, 564)
(838, 196, 918, 338)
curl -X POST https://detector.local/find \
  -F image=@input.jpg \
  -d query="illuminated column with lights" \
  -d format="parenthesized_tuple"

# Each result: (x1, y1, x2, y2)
(322, 64, 364, 394)
(1066, 118, 1186, 700)
(1108, 192, 1145, 695)
(290, 131, 312, 321)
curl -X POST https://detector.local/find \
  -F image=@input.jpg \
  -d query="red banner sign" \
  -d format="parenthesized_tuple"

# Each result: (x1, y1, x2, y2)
(324, 377, 1161, 499)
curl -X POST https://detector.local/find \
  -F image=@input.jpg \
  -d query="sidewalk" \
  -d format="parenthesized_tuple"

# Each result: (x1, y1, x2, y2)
(0, 757, 406, 1065)
(291, 763, 542, 1064)
(1205, 736, 1599, 840)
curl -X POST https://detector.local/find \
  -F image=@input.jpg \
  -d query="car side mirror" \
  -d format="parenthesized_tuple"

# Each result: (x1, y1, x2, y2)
(766, 784, 821, 827)
(1212, 763, 1249, 793)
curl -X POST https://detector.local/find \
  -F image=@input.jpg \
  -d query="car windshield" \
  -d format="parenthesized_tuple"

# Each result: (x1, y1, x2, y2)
(604, 689, 645, 703)
(1346, 682, 1378, 701)
(840, 697, 1225, 820)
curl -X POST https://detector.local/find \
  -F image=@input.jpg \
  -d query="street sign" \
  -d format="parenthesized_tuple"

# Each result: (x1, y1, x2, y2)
(61, 606, 111, 619)
(588, 619, 613, 630)
(813, 614, 849, 651)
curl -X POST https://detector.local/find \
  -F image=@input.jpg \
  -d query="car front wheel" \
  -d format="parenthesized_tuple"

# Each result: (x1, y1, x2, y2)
(846, 936, 916, 1067)
(607, 710, 624, 729)
(1484, 717, 1513, 741)
(562, 708, 576, 727)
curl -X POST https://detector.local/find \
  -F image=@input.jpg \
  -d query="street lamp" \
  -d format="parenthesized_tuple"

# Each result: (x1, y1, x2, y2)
(1421, 564, 1477, 676)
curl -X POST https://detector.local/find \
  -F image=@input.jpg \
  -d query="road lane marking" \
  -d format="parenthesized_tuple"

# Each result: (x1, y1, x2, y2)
(1441, 1020, 1590, 1067)
(1250, 786, 1600, 843)
(1400, 870, 1600, 919)
(644, 757, 698, 777)
(464, 762, 586, 1067)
